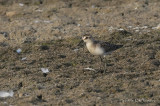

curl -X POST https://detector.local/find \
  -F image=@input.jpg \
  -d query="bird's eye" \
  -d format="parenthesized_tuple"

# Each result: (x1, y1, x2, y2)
(85, 37, 88, 39)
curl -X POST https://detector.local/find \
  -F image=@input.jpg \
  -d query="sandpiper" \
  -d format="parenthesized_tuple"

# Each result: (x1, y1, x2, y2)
(81, 35, 123, 71)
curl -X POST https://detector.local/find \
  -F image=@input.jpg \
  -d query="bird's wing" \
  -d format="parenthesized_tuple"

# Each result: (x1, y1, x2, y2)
(95, 41, 123, 52)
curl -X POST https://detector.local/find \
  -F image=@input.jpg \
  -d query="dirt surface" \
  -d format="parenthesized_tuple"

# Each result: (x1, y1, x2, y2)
(0, 0, 160, 105)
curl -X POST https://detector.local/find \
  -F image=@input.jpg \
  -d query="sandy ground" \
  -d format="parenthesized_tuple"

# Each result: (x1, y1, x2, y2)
(0, 0, 160, 105)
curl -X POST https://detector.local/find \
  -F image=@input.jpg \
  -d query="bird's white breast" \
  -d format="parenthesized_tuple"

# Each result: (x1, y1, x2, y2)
(86, 43, 104, 55)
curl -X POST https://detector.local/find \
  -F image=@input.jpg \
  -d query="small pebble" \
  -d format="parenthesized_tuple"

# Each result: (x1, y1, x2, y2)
(16, 48, 22, 54)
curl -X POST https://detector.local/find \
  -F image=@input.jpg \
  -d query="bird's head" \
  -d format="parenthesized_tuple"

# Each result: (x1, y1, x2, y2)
(82, 35, 93, 43)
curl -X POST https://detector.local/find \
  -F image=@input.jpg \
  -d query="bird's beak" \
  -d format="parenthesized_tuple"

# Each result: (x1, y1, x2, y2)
(77, 39, 84, 47)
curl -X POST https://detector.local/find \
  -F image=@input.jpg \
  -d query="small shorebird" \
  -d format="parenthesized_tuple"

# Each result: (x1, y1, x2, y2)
(80, 35, 123, 72)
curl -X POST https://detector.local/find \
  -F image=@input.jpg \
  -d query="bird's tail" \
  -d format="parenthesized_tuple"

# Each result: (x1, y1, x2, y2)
(116, 44, 123, 49)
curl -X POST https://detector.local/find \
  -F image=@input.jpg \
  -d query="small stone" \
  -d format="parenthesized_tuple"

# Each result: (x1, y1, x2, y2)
(18, 82, 23, 89)
(58, 55, 66, 58)
(145, 81, 150, 86)
(0, 32, 9, 37)
(65, 99, 73, 103)
(63, 63, 72, 67)
(40, 45, 49, 50)
(41, 68, 49, 73)
(16, 48, 22, 54)
(86, 87, 93, 92)
(121, 13, 124, 16)
(43, 73, 47, 77)
(37, 94, 42, 100)
(152, 60, 160, 67)
(19, 93, 23, 97)
(79, 93, 85, 97)
(136, 40, 144, 45)
(149, 93, 153, 97)
(148, 53, 155, 59)
(6, 11, 17, 17)
(55, 90, 61, 95)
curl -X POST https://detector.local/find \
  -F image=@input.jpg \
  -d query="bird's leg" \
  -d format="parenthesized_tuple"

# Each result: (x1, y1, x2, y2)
(99, 56, 103, 62)
(104, 56, 107, 73)
(99, 56, 103, 71)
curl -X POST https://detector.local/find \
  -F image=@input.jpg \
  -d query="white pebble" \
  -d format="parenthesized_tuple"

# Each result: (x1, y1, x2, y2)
(16, 48, 22, 54)
(0, 90, 14, 98)
(41, 68, 49, 73)
(84, 67, 96, 71)
(73, 49, 79, 52)
(19, 3, 24, 7)
(21, 57, 27, 61)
